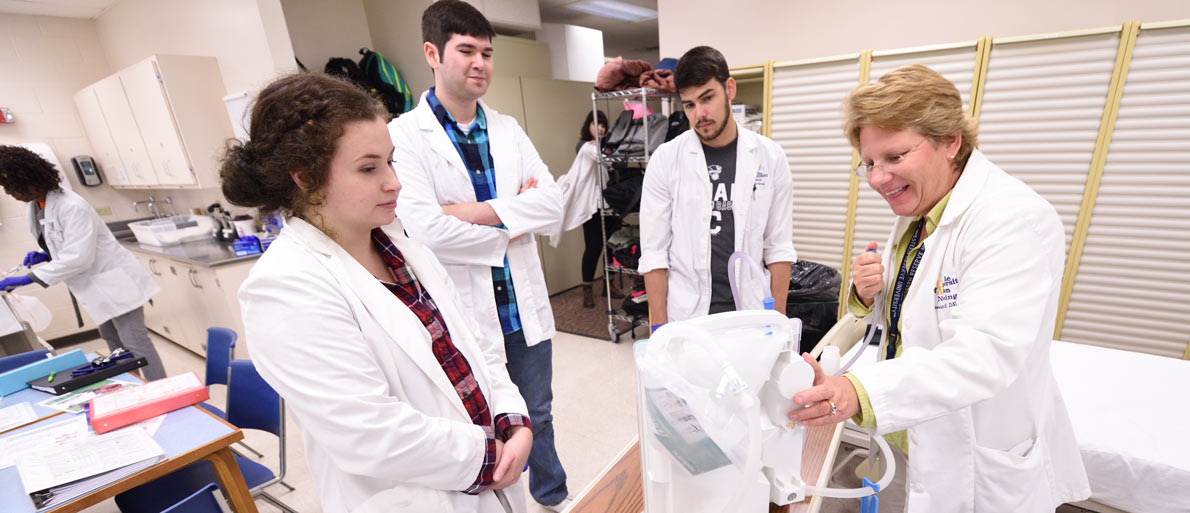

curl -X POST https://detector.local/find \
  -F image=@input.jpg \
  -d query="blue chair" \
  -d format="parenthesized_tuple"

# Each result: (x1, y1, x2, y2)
(115, 360, 297, 513)
(0, 349, 51, 373)
(160, 483, 225, 513)
(196, 327, 264, 458)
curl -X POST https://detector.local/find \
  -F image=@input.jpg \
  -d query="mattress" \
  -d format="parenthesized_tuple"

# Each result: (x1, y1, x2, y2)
(1050, 341, 1190, 513)
(839, 338, 1190, 512)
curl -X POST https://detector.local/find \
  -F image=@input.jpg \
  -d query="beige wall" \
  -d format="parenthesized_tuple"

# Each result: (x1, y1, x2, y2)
(280, 0, 374, 72)
(0, 14, 148, 222)
(0, 14, 124, 339)
(363, 0, 437, 95)
(659, 0, 1188, 66)
(95, 0, 294, 94)
(86, 0, 298, 220)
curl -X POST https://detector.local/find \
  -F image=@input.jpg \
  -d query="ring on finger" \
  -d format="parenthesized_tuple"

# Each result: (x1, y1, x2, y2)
(829, 400, 839, 416)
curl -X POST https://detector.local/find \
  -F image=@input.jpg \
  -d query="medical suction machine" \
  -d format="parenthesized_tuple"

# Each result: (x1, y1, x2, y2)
(634, 253, 894, 512)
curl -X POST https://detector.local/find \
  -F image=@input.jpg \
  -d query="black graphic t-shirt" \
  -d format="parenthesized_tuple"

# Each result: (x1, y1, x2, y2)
(703, 137, 738, 314)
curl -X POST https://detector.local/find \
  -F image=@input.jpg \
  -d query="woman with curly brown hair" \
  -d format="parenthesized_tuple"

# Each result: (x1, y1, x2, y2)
(224, 71, 532, 513)
(0, 145, 166, 380)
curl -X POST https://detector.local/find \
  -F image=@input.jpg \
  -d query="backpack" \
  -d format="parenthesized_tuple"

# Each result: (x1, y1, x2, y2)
(324, 57, 370, 88)
(358, 48, 414, 116)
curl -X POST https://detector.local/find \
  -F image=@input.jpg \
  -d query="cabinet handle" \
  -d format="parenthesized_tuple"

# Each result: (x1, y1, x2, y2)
(189, 269, 203, 288)
(148, 259, 161, 275)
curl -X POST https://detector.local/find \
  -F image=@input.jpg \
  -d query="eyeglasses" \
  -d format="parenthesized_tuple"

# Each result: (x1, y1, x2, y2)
(853, 137, 929, 180)
(70, 348, 134, 377)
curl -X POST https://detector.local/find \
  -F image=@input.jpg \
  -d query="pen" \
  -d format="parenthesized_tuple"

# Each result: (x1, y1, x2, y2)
(47, 371, 56, 383)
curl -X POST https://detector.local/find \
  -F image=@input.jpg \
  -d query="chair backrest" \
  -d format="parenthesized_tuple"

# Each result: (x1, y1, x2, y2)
(0, 349, 51, 373)
(160, 483, 224, 513)
(227, 360, 282, 437)
(204, 327, 237, 387)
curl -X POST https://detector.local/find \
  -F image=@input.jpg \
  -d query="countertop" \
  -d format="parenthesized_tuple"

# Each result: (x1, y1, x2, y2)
(119, 237, 261, 268)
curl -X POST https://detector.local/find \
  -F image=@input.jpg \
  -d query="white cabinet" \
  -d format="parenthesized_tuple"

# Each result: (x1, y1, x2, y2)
(73, 87, 133, 187)
(466, 0, 541, 31)
(90, 75, 158, 186)
(132, 250, 252, 358)
(120, 59, 195, 186)
(74, 54, 233, 189)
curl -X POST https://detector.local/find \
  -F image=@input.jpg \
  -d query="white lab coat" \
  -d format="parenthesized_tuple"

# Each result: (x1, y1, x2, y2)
(28, 188, 158, 324)
(237, 217, 529, 513)
(390, 91, 563, 356)
(847, 150, 1090, 512)
(637, 125, 796, 322)
(546, 141, 604, 247)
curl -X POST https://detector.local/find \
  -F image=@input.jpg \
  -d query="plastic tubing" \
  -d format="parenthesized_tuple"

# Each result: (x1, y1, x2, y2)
(805, 421, 897, 498)
(835, 290, 884, 376)
(727, 252, 772, 311)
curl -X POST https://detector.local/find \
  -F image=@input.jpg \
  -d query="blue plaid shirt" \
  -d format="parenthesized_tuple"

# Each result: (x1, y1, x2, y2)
(426, 87, 522, 335)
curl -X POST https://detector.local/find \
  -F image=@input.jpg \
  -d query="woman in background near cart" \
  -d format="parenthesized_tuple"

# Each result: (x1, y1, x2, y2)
(549, 110, 622, 308)
(0, 145, 166, 380)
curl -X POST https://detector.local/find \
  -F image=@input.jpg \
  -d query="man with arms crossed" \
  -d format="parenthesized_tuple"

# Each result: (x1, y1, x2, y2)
(389, 1, 570, 510)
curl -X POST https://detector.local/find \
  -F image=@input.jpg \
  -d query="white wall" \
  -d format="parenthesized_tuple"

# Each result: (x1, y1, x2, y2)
(0, 14, 124, 339)
(537, 23, 605, 82)
(0, 14, 145, 221)
(658, 0, 1188, 66)
(89, 0, 298, 219)
(280, 0, 374, 72)
(95, 0, 294, 94)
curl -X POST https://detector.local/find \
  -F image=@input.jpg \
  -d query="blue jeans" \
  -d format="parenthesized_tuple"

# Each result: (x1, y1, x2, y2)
(504, 330, 568, 505)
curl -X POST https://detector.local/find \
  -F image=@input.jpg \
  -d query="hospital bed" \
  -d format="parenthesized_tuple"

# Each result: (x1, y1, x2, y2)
(815, 315, 1190, 513)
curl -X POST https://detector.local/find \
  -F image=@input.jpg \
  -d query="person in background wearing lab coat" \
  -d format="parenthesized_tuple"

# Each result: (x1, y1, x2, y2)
(547, 110, 622, 309)
(638, 46, 795, 330)
(787, 65, 1090, 512)
(225, 72, 532, 513)
(0, 146, 166, 381)
(388, 2, 569, 510)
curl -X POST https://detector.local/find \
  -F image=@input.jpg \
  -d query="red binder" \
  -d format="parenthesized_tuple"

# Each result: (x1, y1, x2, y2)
(89, 371, 209, 434)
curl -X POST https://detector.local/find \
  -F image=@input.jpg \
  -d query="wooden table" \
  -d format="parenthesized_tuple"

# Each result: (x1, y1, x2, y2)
(0, 396, 259, 512)
(571, 423, 845, 513)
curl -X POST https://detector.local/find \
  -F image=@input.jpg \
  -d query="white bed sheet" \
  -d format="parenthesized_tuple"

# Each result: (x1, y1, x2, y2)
(1050, 341, 1190, 513)
(838, 339, 1190, 512)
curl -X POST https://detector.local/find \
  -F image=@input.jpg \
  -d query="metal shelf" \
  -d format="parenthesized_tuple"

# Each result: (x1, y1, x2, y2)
(600, 155, 649, 165)
(606, 264, 640, 276)
(592, 87, 675, 100)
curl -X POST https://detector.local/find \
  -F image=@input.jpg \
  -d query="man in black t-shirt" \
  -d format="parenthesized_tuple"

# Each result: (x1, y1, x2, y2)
(639, 46, 797, 328)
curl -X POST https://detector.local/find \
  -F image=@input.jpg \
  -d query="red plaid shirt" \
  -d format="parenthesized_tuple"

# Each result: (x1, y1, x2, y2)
(372, 229, 529, 494)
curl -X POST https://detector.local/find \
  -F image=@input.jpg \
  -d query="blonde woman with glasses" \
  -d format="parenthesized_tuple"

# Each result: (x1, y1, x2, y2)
(787, 64, 1090, 512)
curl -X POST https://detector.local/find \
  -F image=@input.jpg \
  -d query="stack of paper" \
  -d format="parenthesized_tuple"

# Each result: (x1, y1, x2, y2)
(1, 416, 165, 510)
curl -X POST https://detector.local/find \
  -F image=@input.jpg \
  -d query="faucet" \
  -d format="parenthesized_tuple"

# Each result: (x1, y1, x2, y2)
(159, 196, 178, 217)
(132, 196, 160, 218)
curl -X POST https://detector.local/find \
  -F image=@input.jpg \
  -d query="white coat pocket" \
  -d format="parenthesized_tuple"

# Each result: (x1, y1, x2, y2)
(972, 435, 1054, 511)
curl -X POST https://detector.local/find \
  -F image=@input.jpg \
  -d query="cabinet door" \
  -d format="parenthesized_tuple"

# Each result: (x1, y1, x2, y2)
(74, 87, 130, 187)
(92, 75, 158, 186)
(140, 254, 168, 334)
(119, 59, 195, 186)
(188, 266, 236, 356)
(158, 260, 202, 353)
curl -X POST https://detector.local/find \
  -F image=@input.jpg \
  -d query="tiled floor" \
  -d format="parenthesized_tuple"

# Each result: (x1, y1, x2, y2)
(68, 328, 640, 513)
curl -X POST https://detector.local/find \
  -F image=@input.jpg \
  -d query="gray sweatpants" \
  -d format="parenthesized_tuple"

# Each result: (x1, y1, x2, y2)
(97, 306, 166, 381)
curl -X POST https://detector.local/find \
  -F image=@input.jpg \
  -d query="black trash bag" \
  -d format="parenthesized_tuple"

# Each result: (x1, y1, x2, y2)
(785, 261, 842, 352)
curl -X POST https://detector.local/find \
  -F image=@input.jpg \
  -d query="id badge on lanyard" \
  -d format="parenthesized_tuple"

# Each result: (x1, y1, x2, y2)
(887, 221, 925, 360)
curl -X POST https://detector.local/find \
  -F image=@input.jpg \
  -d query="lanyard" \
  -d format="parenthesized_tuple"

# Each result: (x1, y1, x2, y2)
(887, 220, 925, 360)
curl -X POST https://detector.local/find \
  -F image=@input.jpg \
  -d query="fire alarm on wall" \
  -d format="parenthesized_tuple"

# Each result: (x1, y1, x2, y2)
(0, 107, 12, 124)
